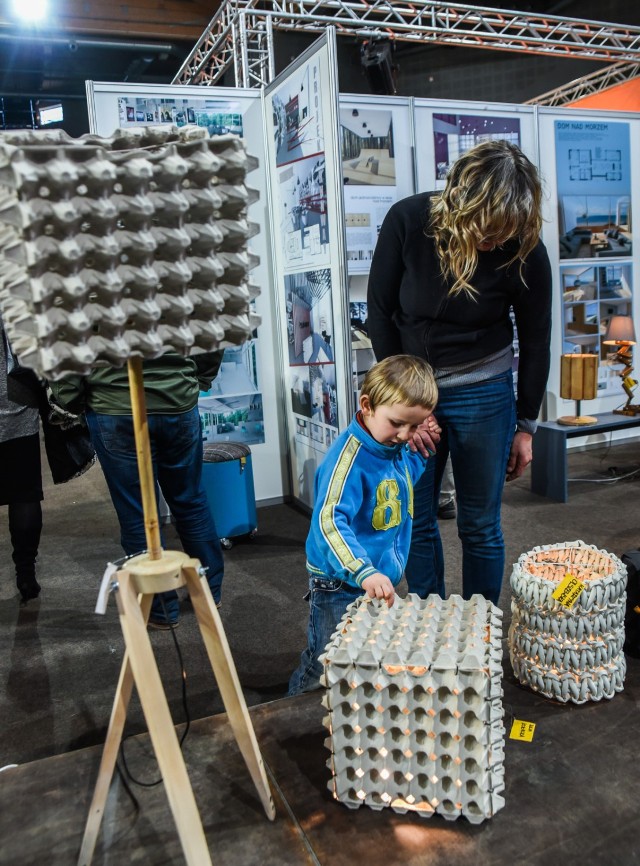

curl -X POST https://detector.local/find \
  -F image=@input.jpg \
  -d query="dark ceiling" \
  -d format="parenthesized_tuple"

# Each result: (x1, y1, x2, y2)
(0, 0, 639, 135)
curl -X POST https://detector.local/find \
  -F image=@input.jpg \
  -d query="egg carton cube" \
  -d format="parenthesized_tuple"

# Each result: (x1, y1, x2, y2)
(321, 594, 505, 824)
(509, 540, 627, 704)
(0, 125, 260, 379)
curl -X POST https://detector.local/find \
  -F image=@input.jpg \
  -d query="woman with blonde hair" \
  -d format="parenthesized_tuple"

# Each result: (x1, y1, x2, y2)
(367, 139, 552, 605)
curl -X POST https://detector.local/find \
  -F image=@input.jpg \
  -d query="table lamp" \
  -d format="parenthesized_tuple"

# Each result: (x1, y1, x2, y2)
(558, 352, 598, 426)
(603, 315, 639, 416)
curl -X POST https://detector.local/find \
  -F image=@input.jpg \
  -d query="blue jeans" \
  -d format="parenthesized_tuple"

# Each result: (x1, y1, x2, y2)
(86, 407, 224, 622)
(406, 371, 516, 605)
(288, 577, 362, 696)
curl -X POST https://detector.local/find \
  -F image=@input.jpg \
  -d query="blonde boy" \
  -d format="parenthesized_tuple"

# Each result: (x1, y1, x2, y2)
(288, 355, 438, 694)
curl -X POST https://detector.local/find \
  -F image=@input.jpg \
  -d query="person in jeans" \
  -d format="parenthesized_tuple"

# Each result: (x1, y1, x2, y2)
(367, 140, 552, 605)
(51, 350, 224, 628)
(288, 354, 438, 695)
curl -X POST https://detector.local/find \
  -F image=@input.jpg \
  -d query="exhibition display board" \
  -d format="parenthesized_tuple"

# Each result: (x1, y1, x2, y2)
(263, 30, 352, 509)
(85, 80, 286, 504)
(85, 74, 640, 507)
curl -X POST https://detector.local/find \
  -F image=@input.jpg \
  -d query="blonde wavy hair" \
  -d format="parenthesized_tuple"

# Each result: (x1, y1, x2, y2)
(428, 140, 543, 298)
(362, 354, 438, 411)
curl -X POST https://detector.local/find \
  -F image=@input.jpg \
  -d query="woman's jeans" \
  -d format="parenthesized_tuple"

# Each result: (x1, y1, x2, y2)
(288, 577, 362, 696)
(405, 371, 516, 606)
(86, 407, 224, 622)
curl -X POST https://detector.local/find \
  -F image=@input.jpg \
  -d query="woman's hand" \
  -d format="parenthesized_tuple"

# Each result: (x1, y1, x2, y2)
(506, 431, 533, 481)
(408, 414, 441, 458)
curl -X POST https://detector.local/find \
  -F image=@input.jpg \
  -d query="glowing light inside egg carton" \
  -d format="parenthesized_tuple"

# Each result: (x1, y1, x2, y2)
(321, 593, 505, 824)
(509, 540, 627, 704)
(0, 125, 260, 379)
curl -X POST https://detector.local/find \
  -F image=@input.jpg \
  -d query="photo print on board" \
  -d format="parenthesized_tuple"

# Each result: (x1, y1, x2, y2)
(285, 269, 334, 365)
(271, 61, 324, 167)
(432, 113, 521, 184)
(278, 154, 329, 267)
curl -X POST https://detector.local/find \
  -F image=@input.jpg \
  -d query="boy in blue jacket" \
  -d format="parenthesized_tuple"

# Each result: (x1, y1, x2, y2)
(288, 354, 438, 695)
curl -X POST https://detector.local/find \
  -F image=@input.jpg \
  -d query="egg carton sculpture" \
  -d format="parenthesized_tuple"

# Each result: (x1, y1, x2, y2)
(321, 594, 505, 824)
(509, 540, 627, 704)
(0, 125, 260, 379)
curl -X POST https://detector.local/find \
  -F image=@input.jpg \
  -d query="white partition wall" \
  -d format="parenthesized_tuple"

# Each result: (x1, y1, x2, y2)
(413, 99, 538, 194)
(338, 94, 414, 398)
(263, 30, 352, 510)
(84, 78, 640, 501)
(85, 81, 287, 503)
(537, 107, 639, 423)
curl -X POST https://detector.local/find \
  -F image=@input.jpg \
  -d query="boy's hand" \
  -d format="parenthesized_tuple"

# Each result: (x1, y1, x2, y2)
(408, 414, 441, 458)
(362, 573, 395, 607)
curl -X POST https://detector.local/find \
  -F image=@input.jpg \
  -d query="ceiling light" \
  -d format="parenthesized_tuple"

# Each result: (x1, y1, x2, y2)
(12, 0, 47, 23)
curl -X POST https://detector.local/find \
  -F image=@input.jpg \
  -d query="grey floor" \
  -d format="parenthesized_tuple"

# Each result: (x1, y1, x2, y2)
(0, 438, 639, 865)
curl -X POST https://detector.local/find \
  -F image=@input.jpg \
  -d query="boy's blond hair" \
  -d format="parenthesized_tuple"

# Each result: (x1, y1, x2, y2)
(361, 355, 437, 411)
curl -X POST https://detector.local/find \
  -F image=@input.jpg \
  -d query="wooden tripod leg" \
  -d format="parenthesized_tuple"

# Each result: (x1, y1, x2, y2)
(77, 592, 153, 866)
(183, 563, 276, 821)
(114, 571, 213, 866)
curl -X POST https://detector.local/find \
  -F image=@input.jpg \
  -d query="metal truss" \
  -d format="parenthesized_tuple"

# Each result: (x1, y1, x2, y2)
(173, 0, 640, 89)
(527, 60, 640, 105)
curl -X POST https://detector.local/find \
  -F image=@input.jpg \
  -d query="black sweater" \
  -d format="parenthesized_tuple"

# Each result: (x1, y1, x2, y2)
(367, 192, 552, 422)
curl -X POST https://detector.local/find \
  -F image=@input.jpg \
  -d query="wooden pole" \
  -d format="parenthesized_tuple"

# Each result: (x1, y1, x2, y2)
(127, 356, 162, 559)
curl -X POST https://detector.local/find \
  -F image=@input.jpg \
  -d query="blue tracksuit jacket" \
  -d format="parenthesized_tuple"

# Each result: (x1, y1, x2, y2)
(306, 413, 427, 590)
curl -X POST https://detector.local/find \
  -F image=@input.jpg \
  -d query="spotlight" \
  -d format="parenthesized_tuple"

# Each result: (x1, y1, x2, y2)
(12, 0, 47, 22)
(360, 40, 397, 95)
(352, 109, 359, 117)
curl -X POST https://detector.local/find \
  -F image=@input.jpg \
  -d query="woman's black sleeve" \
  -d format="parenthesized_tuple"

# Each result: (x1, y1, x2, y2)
(512, 241, 553, 421)
(367, 204, 405, 360)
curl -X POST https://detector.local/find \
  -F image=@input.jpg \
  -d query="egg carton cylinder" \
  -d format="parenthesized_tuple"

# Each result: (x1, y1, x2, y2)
(508, 540, 627, 704)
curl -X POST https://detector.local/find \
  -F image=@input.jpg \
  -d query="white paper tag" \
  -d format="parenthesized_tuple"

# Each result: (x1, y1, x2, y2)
(95, 562, 117, 615)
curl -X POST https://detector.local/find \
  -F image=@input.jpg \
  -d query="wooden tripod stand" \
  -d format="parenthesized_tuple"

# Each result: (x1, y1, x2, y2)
(78, 357, 275, 866)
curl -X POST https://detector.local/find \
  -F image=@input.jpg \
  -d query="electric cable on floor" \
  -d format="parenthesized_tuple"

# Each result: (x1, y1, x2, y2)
(568, 430, 640, 483)
(118, 594, 192, 790)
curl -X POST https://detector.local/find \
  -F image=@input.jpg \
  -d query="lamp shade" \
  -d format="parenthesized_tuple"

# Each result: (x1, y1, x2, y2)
(560, 353, 598, 400)
(603, 315, 637, 345)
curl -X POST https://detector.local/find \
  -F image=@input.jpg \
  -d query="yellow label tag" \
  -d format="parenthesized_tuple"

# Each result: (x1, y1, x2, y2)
(510, 720, 536, 742)
(552, 572, 586, 608)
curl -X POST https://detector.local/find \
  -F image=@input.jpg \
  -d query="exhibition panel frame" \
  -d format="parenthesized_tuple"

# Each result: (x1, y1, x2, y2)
(338, 94, 415, 398)
(537, 106, 640, 422)
(262, 29, 352, 510)
(84, 77, 640, 504)
(85, 80, 287, 503)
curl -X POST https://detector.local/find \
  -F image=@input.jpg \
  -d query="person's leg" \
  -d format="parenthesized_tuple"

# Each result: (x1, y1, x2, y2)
(154, 408, 224, 605)
(10, 501, 42, 600)
(404, 436, 448, 599)
(4, 431, 44, 601)
(447, 373, 516, 605)
(288, 578, 361, 696)
(85, 411, 179, 624)
(437, 455, 457, 519)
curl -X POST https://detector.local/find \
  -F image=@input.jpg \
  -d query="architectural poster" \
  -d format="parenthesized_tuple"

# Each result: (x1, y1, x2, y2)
(264, 30, 351, 508)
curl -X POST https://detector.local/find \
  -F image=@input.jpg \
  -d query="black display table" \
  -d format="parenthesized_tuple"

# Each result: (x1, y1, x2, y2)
(531, 412, 640, 502)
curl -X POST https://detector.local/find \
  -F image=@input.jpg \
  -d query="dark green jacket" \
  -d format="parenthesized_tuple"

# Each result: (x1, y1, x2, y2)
(50, 351, 223, 415)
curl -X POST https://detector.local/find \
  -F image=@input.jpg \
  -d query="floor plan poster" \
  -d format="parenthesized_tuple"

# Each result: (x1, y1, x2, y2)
(340, 107, 396, 274)
(271, 61, 324, 167)
(432, 113, 521, 187)
(555, 120, 632, 261)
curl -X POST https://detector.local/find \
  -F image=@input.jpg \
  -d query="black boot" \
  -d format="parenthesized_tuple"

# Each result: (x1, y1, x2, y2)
(9, 501, 42, 602)
(16, 569, 41, 601)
